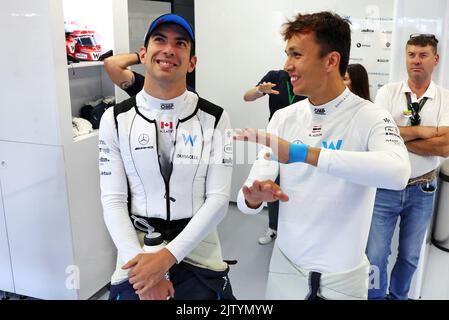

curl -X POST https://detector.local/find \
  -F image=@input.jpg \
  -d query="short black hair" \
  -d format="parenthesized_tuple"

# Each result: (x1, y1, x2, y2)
(282, 11, 351, 77)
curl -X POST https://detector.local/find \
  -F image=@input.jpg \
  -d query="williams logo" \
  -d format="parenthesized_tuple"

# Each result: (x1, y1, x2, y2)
(322, 140, 343, 150)
(182, 134, 197, 146)
(92, 52, 101, 60)
(377, 59, 389, 63)
(361, 28, 375, 33)
(161, 103, 174, 110)
(138, 134, 150, 145)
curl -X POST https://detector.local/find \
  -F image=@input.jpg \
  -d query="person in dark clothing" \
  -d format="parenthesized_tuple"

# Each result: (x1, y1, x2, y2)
(104, 51, 144, 97)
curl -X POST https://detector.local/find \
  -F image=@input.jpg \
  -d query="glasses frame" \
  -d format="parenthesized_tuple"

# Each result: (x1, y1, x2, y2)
(409, 33, 439, 43)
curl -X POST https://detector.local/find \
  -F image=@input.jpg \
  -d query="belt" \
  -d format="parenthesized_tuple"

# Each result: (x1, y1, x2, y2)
(407, 169, 437, 186)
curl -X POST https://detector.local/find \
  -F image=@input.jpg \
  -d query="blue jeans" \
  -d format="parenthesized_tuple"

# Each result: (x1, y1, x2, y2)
(366, 179, 437, 300)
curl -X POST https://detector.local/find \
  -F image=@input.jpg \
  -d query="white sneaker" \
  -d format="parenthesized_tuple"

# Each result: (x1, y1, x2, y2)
(258, 228, 277, 245)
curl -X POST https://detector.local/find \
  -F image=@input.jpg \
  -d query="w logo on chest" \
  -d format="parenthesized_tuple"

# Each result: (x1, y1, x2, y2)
(322, 140, 343, 150)
(182, 134, 197, 146)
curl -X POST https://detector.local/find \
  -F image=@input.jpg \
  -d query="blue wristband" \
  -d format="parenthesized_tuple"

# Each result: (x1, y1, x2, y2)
(288, 143, 309, 163)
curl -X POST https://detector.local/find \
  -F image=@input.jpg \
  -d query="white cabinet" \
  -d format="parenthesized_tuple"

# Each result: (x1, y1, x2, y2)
(0, 141, 75, 299)
(0, 178, 14, 294)
(0, 0, 129, 299)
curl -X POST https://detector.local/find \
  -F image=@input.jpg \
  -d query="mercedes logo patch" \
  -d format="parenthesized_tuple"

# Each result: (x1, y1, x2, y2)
(138, 133, 150, 145)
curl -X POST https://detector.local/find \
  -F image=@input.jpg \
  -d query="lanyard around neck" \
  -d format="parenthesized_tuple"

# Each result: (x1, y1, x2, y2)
(286, 81, 296, 105)
(405, 92, 428, 114)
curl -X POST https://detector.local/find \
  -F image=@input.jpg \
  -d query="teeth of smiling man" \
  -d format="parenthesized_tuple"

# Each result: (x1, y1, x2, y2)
(158, 60, 175, 67)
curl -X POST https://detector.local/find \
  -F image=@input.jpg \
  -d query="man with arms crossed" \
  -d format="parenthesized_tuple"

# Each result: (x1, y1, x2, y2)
(366, 34, 449, 300)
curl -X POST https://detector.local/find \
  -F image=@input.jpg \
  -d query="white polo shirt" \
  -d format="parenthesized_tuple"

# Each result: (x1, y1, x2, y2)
(375, 81, 449, 178)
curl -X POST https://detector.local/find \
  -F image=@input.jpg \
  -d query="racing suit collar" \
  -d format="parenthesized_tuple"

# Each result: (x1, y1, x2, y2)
(138, 89, 188, 116)
(308, 87, 351, 119)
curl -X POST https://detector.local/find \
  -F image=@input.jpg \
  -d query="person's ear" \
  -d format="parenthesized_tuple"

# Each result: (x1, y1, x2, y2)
(326, 51, 341, 73)
(188, 55, 197, 73)
(139, 47, 146, 63)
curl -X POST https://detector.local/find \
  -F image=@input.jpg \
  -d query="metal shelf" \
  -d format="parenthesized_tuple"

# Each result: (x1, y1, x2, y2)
(67, 61, 104, 69)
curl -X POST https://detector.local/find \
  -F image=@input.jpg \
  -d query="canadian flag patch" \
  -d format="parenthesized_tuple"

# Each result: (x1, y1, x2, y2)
(160, 121, 173, 129)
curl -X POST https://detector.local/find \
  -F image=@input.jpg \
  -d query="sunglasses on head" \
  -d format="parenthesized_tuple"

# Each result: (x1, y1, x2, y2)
(409, 33, 438, 43)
